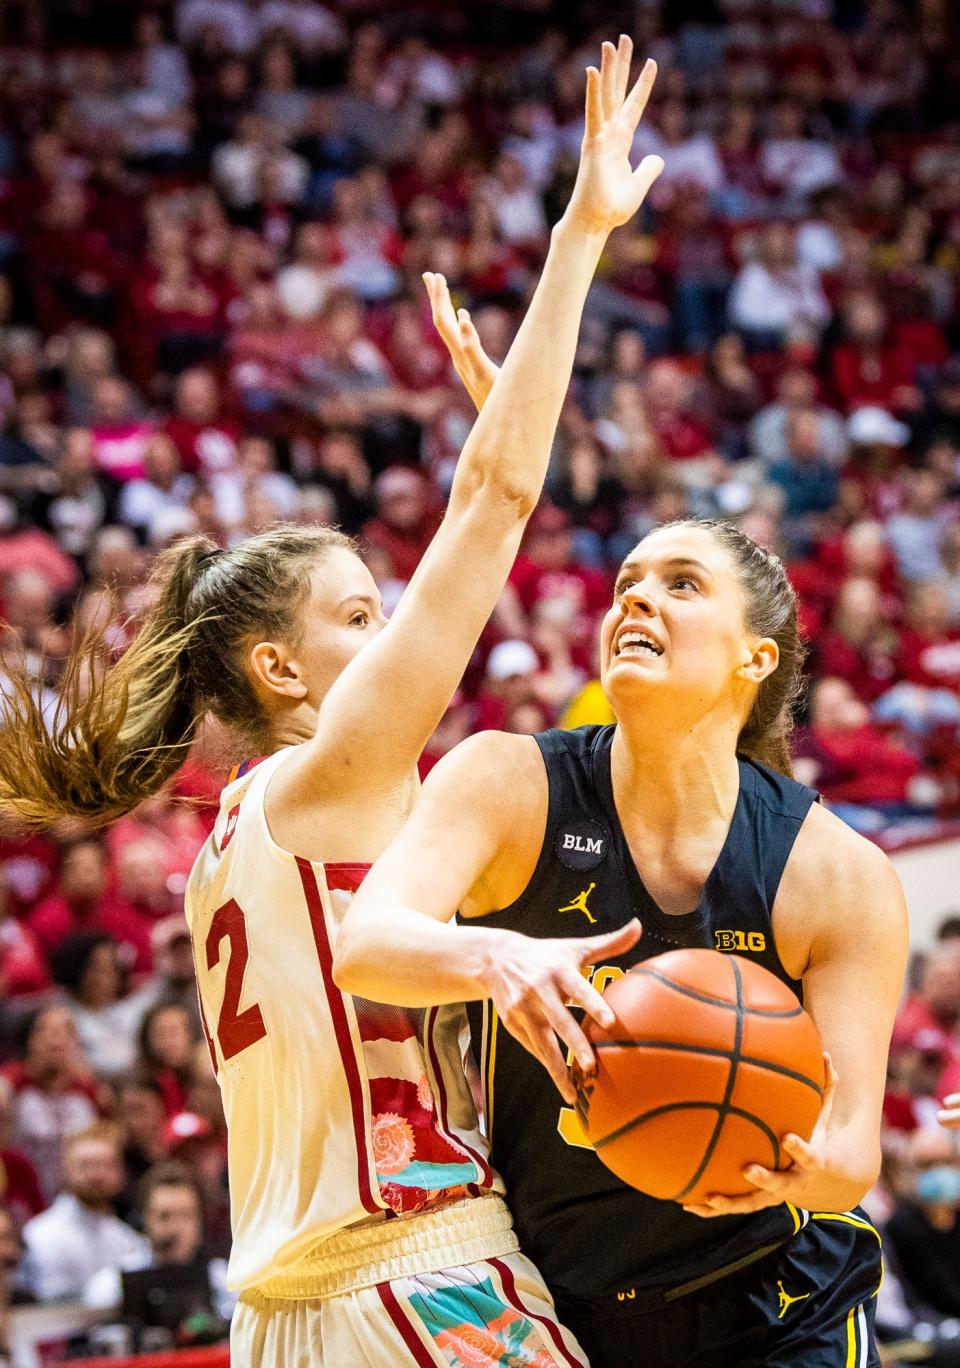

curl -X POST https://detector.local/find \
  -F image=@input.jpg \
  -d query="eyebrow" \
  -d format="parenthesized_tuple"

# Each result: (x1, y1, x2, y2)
(616, 557, 714, 581)
(336, 592, 381, 611)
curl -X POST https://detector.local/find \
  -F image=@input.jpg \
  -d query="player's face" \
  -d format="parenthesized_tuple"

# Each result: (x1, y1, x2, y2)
(293, 547, 388, 706)
(600, 526, 766, 721)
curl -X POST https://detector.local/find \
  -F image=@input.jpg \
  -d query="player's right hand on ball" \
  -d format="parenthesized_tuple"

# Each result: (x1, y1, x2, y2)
(938, 1093, 960, 1129)
(484, 920, 642, 1104)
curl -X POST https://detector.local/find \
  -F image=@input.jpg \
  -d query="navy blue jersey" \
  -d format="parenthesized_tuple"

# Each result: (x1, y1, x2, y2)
(464, 724, 819, 1301)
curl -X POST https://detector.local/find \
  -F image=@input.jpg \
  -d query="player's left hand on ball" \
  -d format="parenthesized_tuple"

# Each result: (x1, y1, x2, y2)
(683, 1053, 839, 1219)
(938, 1093, 960, 1129)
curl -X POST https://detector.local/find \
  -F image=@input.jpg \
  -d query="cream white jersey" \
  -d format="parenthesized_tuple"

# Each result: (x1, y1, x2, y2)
(185, 748, 500, 1293)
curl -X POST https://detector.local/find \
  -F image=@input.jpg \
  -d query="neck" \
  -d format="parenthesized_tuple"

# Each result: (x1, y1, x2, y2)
(270, 701, 320, 749)
(74, 1194, 112, 1215)
(610, 706, 742, 836)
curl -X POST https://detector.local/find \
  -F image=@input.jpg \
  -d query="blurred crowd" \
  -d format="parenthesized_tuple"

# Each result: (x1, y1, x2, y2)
(0, 0, 955, 1359)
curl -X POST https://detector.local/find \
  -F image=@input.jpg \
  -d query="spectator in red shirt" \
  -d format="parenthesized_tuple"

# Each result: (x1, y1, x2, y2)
(163, 368, 241, 478)
(89, 377, 154, 484)
(0, 1078, 45, 1227)
(360, 465, 441, 584)
(898, 582, 960, 693)
(2, 1005, 102, 1203)
(508, 503, 611, 624)
(0, 871, 49, 999)
(137, 1003, 196, 1117)
(793, 676, 934, 823)
(27, 839, 153, 976)
(815, 575, 901, 700)
(644, 358, 715, 463)
(883, 1030, 953, 1134)
(893, 942, 960, 1103)
(831, 290, 918, 413)
(875, 581, 960, 738)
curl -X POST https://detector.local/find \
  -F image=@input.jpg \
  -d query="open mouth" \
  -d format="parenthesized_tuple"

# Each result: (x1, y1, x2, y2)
(615, 630, 664, 659)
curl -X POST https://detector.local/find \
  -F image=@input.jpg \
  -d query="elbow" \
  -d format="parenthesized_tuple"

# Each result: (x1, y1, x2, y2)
(331, 927, 367, 996)
(454, 461, 539, 525)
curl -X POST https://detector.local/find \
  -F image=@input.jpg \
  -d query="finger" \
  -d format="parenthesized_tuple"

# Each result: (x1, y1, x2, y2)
(530, 1019, 578, 1104)
(457, 307, 480, 345)
(742, 1163, 782, 1191)
(600, 40, 617, 122)
(622, 57, 657, 133)
(423, 272, 453, 322)
(614, 33, 632, 109)
(937, 1107, 960, 1128)
(559, 970, 616, 1031)
(502, 1011, 578, 1105)
(944, 1093, 960, 1107)
(577, 918, 642, 968)
(626, 154, 664, 213)
(781, 1132, 817, 1167)
(584, 66, 602, 140)
(535, 989, 598, 1075)
(816, 1052, 839, 1127)
(684, 1189, 779, 1217)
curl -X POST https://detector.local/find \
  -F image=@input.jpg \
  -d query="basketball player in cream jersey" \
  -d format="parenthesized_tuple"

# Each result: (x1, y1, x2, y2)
(0, 39, 664, 1366)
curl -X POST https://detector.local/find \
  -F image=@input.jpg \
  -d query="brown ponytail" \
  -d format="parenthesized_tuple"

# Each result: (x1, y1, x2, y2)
(0, 524, 352, 828)
(671, 519, 805, 778)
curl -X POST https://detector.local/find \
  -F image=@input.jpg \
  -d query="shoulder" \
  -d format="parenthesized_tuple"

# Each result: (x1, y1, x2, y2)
(424, 731, 546, 814)
(24, 1197, 72, 1240)
(788, 802, 902, 898)
(780, 802, 907, 948)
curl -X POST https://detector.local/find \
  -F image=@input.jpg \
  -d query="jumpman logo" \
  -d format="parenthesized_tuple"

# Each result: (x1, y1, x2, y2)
(558, 883, 597, 926)
(776, 1281, 811, 1319)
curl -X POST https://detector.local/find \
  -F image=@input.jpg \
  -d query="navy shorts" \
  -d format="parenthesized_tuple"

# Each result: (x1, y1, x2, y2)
(553, 1209, 883, 1368)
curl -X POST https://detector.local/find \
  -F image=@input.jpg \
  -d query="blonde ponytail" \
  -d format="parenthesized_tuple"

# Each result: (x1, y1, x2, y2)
(0, 524, 352, 828)
(0, 537, 218, 826)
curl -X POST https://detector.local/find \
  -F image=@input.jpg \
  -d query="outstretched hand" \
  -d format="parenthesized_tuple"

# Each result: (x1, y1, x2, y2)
(565, 35, 663, 237)
(484, 919, 643, 1105)
(423, 271, 498, 411)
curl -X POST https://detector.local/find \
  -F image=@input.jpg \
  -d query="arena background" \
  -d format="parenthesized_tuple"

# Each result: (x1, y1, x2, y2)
(0, 0, 957, 1362)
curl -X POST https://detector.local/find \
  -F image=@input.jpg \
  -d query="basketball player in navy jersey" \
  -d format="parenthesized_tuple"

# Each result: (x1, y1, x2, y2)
(337, 514, 909, 1367)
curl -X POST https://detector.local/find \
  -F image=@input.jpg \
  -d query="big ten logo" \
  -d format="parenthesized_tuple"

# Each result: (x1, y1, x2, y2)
(557, 962, 625, 1149)
(714, 929, 766, 954)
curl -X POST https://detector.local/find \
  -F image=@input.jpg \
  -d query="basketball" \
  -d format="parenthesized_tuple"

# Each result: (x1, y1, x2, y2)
(573, 949, 825, 1205)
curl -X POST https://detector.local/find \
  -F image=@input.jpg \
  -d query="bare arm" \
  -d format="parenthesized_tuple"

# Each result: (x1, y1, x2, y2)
(686, 804, 909, 1217)
(282, 40, 662, 799)
(335, 731, 641, 1103)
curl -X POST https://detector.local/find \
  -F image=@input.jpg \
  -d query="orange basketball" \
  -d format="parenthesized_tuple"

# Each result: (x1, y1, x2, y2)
(573, 948, 825, 1205)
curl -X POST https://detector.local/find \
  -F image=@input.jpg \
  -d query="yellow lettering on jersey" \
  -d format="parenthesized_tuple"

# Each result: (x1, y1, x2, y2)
(714, 929, 766, 953)
(557, 963, 626, 1149)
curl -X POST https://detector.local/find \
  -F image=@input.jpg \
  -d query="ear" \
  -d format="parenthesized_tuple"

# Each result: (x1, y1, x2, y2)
(248, 640, 308, 701)
(736, 637, 779, 687)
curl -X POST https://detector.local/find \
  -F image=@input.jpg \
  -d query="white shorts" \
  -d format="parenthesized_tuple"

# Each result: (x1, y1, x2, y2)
(232, 1250, 587, 1368)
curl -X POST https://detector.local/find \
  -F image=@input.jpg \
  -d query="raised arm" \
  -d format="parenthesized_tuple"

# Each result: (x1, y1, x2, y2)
(684, 804, 909, 1218)
(335, 730, 641, 1104)
(284, 39, 662, 797)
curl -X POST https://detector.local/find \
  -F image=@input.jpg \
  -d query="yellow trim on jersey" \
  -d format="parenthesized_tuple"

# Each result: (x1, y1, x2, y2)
(485, 1005, 499, 1141)
(813, 1212, 884, 1301)
(786, 1203, 802, 1235)
(810, 1212, 881, 1245)
(845, 1303, 858, 1368)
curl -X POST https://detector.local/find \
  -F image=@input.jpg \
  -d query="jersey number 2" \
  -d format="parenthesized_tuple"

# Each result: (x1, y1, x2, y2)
(206, 899, 267, 1061)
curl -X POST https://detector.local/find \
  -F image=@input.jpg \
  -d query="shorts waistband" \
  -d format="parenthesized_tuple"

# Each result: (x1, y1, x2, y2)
(252, 1194, 519, 1301)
